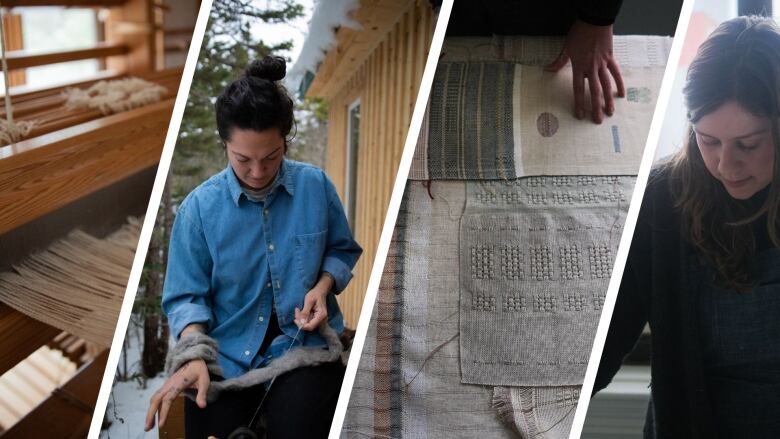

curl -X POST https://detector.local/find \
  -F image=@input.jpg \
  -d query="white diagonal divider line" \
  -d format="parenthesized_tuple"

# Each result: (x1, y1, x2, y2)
(327, 0, 454, 437)
(86, 1, 215, 436)
(567, 1, 695, 438)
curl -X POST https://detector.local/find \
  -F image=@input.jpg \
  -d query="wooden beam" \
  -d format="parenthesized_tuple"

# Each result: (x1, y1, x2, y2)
(306, 0, 416, 99)
(0, 304, 59, 376)
(158, 396, 185, 439)
(163, 26, 195, 36)
(3, 43, 129, 71)
(3, 0, 125, 6)
(2, 350, 108, 439)
(0, 98, 174, 235)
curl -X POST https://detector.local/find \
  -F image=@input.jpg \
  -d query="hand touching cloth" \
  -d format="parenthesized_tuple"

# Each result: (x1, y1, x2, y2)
(546, 20, 626, 124)
(295, 272, 335, 331)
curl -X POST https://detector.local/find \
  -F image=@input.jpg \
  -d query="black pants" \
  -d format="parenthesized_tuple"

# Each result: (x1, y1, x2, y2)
(184, 361, 346, 439)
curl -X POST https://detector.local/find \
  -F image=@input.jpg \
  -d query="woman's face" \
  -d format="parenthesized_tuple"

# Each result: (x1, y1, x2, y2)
(694, 101, 775, 200)
(225, 127, 285, 190)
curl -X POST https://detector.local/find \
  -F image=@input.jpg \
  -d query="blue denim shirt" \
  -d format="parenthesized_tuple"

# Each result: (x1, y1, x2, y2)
(162, 159, 362, 379)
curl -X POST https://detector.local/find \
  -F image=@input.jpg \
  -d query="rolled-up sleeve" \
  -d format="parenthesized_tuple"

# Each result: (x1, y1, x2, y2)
(162, 197, 215, 338)
(321, 175, 363, 294)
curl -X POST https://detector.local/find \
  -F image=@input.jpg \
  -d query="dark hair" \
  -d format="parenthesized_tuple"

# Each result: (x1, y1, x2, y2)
(215, 55, 295, 148)
(668, 15, 780, 290)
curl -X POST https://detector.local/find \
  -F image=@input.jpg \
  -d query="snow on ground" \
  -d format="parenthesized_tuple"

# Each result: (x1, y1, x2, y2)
(101, 375, 166, 439)
(100, 319, 168, 439)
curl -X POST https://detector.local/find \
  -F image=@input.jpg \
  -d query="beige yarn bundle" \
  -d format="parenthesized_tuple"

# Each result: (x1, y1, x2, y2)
(64, 77, 168, 115)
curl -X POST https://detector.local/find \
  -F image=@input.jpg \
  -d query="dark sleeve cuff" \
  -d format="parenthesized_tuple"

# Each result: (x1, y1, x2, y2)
(576, 0, 623, 26)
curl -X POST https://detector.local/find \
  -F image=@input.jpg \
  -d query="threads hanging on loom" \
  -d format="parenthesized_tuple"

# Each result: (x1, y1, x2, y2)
(0, 217, 142, 347)
(0, 3, 36, 145)
(63, 77, 168, 115)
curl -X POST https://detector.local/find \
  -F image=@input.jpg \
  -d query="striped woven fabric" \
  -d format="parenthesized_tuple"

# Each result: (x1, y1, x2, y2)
(428, 62, 516, 180)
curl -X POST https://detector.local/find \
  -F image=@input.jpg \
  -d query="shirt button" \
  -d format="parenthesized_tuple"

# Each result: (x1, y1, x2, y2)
(244, 350, 251, 356)
(258, 316, 264, 322)
(268, 244, 274, 251)
(266, 282, 271, 288)
(263, 209, 269, 215)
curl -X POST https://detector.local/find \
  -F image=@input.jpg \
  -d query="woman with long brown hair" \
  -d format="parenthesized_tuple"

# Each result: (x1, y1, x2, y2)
(594, 16, 780, 438)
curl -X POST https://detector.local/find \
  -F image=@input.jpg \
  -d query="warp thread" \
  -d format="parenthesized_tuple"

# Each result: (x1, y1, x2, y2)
(0, 218, 141, 347)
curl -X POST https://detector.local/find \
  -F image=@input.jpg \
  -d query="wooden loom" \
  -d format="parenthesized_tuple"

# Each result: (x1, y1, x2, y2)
(0, 0, 194, 435)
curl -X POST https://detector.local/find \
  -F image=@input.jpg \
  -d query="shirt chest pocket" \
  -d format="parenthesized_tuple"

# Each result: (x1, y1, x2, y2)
(294, 230, 328, 290)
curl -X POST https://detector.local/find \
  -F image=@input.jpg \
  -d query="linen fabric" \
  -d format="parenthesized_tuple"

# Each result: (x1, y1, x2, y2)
(493, 386, 580, 438)
(425, 61, 660, 179)
(162, 159, 362, 379)
(342, 182, 515, 438)
(459, 176, 633, 386)
(412, 35, 670, 180)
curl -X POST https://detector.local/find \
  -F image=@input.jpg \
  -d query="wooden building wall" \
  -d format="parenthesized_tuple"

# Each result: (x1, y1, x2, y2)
(316, 1, 434, 327)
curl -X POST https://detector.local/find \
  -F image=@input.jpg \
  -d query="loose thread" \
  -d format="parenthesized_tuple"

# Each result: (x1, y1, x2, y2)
(423, 179, 435, 200)
(403, 332, 459, 392)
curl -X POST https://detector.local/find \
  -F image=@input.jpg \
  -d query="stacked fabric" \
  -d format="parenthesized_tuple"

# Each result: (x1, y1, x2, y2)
(344, 35, 670, 438)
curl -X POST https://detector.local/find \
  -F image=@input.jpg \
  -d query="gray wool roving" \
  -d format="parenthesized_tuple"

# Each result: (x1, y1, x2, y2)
(165, 331, 224, 377)
(167, 324, 343, 403)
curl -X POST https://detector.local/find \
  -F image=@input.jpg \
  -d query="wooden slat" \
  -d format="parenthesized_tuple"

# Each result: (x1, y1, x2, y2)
(306, 0, 415, 98)
(320, 2, 433, 326)
(2, 350, 108, 439)
(4, 43, 129, 71)
(0, 304, 60, 377)
(4, 14, 25, 86)
(2, 71, 120, 101)
(0, 98, 174, 235)
(158, 396, 185, 439)
(163, 26, 195, 36)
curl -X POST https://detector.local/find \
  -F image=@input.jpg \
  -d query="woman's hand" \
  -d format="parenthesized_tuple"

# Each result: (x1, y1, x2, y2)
(546, 20, 626, 124)
(295, 273, 335, 331)
(144, 358, 210, 431)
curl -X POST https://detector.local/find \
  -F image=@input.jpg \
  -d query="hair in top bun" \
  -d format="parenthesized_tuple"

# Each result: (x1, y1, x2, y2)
(245, 56, 286, 81)
(215, 55, 295, 147)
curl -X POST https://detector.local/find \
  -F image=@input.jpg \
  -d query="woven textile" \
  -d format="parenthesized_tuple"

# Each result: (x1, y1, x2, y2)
(0, 218, 140, 347)
(409, 102, 431, 181)
(428, 62, 516, 180)
(493, 386, 581, 438)
(426, 61, 660, 179)
(440, 35, 672, 67)
(513, 66, 658, 176)
(460, 177, 633, 386)
(412, 35, 670, 180)
(342, 182, 515, 438)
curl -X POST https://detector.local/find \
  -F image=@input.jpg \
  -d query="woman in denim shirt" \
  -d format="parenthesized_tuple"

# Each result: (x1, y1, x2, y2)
(145, 56, 362, 438)
(594, 17, 780, 438)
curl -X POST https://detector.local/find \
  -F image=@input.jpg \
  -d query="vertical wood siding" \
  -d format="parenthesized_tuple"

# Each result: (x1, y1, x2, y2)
(325, 2, 433, 327)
